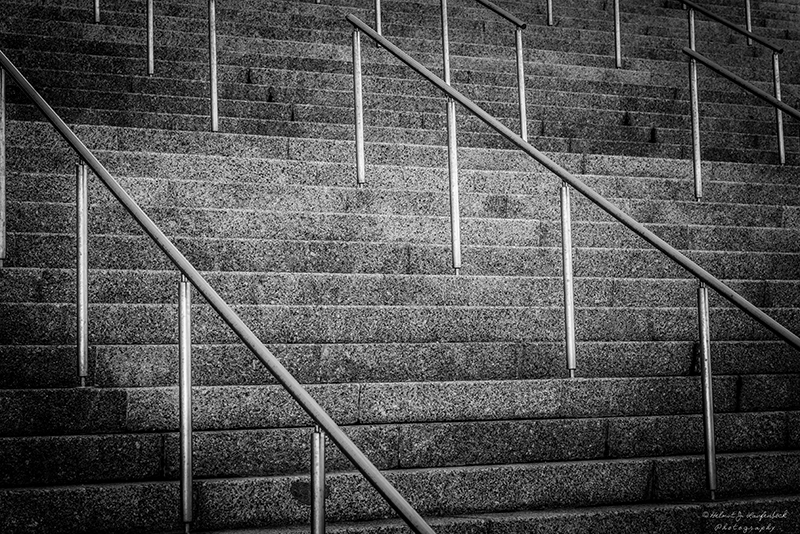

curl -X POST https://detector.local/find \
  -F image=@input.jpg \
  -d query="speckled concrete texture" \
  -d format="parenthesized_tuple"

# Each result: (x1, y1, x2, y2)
(2, 0, 800, 531)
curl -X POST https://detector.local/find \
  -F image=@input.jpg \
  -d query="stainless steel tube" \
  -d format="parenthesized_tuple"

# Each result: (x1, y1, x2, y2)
(311, 426, 326, 534)
(547, 0, 553, 26)
(77, 162, 89, 387)
(688, 8, 702, 200)
(773, 52, 785, 165)
(179, 275, 193, 530)
(515, 28, 528, 142)
(440, 0, 451, 84)
(447, 99, 461, 275)
(745, 0, 753, 46)
(94, 0, 100, 23)
(147, 0, 155, 76)
(353, 29, 366, 187)
(697, 282, 717, 500)
(560, 183, 576, 378)
(0, 48, 436, 534)
(0, 68, 5, 268)
(441, 0, 461, 274)
(343, 15, 800, 352)
(208, 0, 219, 132)
(614, 0, 621, 68)
(375, 0, 382, 36)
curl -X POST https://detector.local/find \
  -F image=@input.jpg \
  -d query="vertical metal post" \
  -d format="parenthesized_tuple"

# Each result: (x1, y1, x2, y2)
(311, 426, 326, 534)
(441, 0, 461, 275)
(772, 52, 785, 165)
(688, 8, 702, 200)
(208, 0, 219, 132)
(697, 282, 717, 500)
(547, 0, 553, 26)
(147, 0, 155, 76)
(179, 275, 193, 533)
(0, 68, 6, 269)
(94, 0, 100, 23)
(515, 28, 528, 142)
(353, 29, 366, 188)
(560, 183, 577, 378)
(745, 0, 753, 46)
(375, 0, 382, 36)
(76, 161, 89, 387)
(613, 0, 622, 68)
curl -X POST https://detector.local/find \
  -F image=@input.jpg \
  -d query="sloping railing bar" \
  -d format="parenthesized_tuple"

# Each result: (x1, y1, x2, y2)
(682, 0, 783, 52)
(346, 11, 800, 501)
(0, 49, 435, 534)
(475, 0, 525, 27)
(683, 48, 800, 121)
(345, 13, 800, 352)
(682, 0, 787, 199)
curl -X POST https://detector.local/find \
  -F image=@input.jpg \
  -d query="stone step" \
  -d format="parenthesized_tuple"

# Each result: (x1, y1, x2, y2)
(180, 494, 800, 534)
(6, 168, 800, 221)
(6, 5, 796, 73)
(0, 451, 798, 531)
(6, 176, 797, 232)
(3, 375, 800, 435)
(3, 338, 800, 390)
(0, 411, 796, 486)
(8, 144, 800, 205)
(4, 268, 800, 311)
(9, 104, 797, 166)
(6, 122, 800, 189)
(7, 232, 800, 282)
(2, 298, 799, 346)
(9, 198, 800, 259)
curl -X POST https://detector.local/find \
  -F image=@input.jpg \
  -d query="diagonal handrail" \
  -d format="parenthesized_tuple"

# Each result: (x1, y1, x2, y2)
(345, 13, 800, 352)
(681, 0, 789, 198)
(347, 10, 800, 503)
(0, 49, 436, 534)
(681, 0, 783, 52)
(684, 47, 800, 121)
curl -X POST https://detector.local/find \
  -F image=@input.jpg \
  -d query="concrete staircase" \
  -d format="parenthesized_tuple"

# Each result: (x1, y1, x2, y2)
(1, 0, 799, 532)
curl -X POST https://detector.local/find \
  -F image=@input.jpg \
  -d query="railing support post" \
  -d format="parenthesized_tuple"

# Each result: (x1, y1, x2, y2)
(76, 161, 89, 387)
(613, 0, 622, 68)
(772, 51, 785, 165)
(179, 275, 193, 533)
(441, 0, 461, 275)
(688, 7, 702, 200)
(745, 0, 753, 46)
(697, 282, 717, 500)
(0, 67, 6, 268)
(547, 0, 553, 25)
(352, 29, 366, 188)
(560, 182, 576, 378)
(375, 0, 382, 36)
(311, 426, 326, 534)
(147, 0, 155, 76)
(515, 27, 528, 142)
(94, 0, 100, 23)
(208, 0, 219, 132)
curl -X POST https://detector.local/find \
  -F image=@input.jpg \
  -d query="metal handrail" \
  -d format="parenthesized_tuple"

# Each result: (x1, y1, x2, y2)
(0, 49, 435, 534)
(472, 0, 529, 141)
(684, 47, 800, 121)
(345, 13, 800, 351)
(681, 0, 783, 53)
(683, 1, 789, 198)
(474, 0, 525, 28)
